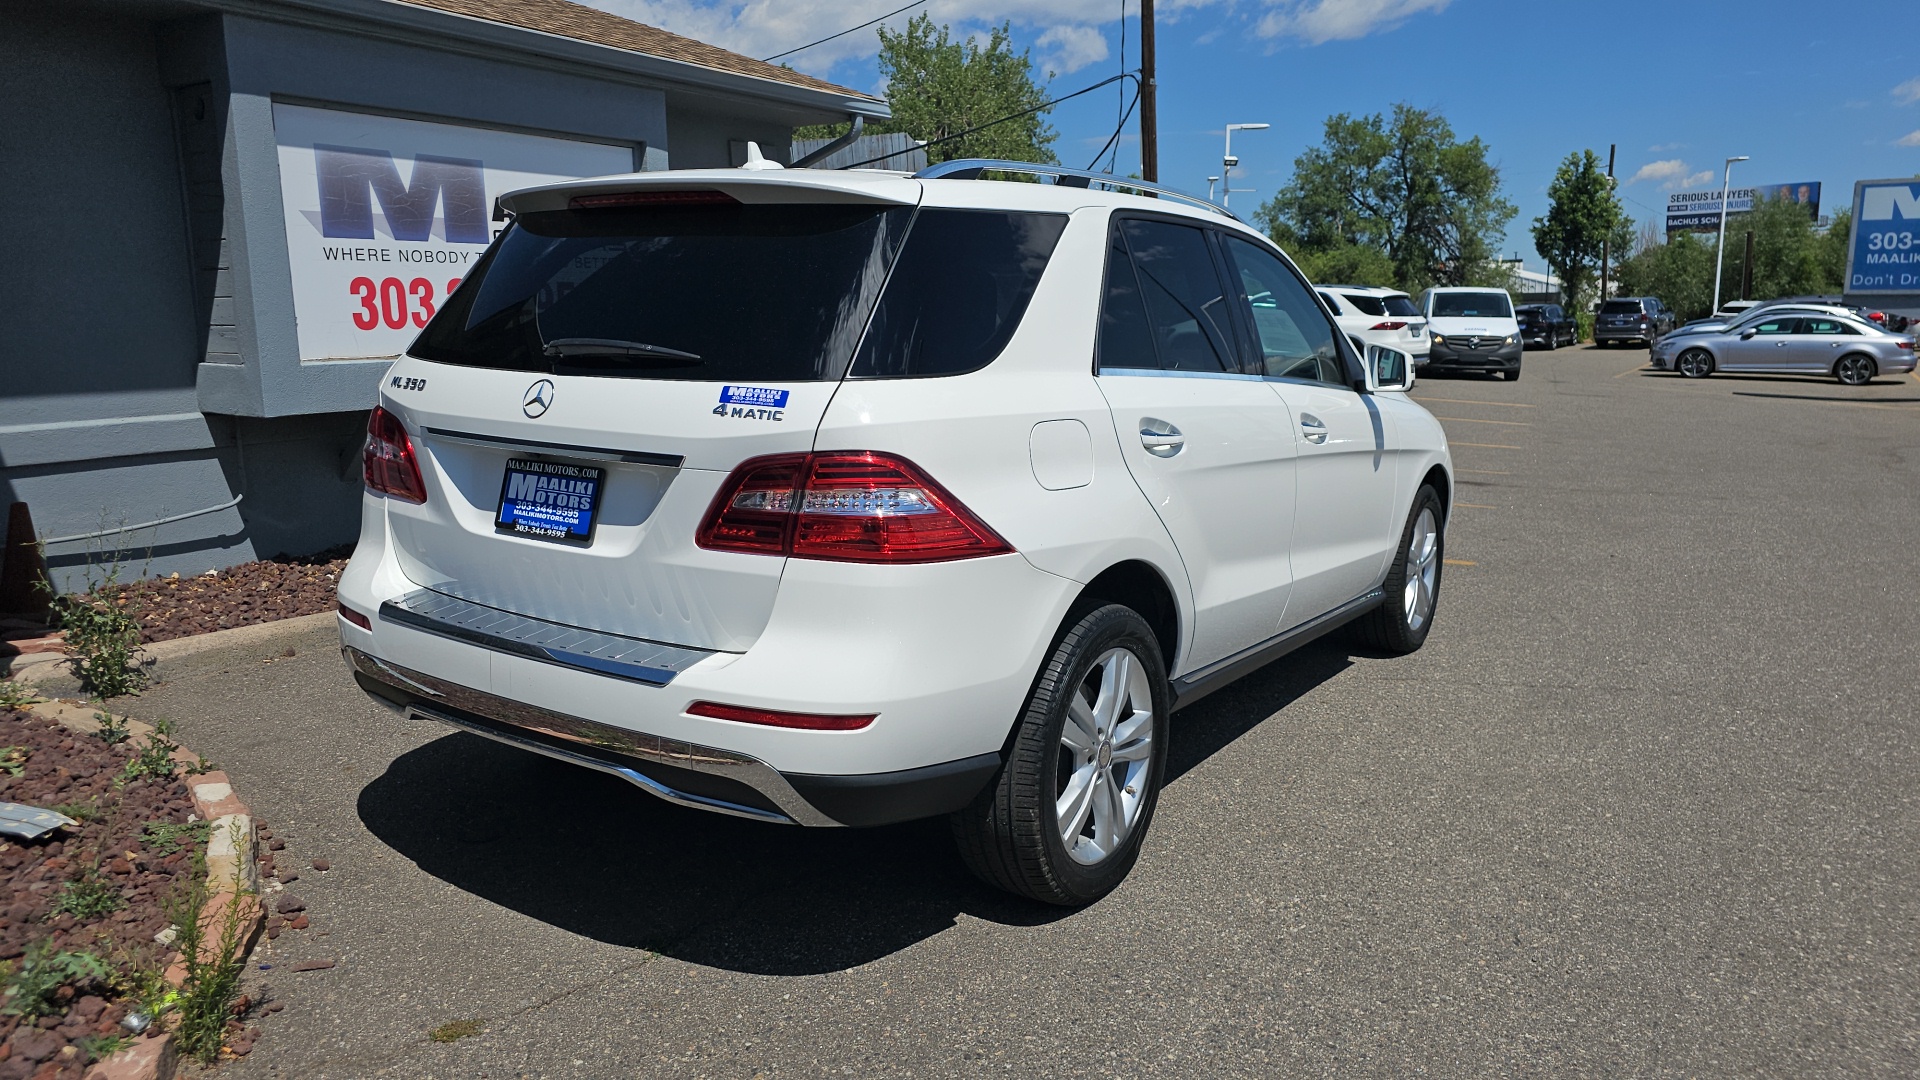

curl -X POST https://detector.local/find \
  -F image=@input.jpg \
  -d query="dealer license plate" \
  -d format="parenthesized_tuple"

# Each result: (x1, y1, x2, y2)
(495, 458, 604, 545)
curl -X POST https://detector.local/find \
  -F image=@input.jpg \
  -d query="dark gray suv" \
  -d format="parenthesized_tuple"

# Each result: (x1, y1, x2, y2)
(1595, 297, 1675, 347)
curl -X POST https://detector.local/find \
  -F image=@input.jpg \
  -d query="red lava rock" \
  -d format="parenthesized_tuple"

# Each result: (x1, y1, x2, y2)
(289, 959, 334, 972)
(287, 914, 309, 931)
(9, 1029, 60, 1063)
(71, 996, 106, 1021)
(277, 871, 299, 884)
(105, 858, 133, 876)
(264, 1001, 285, 1014)
(89, 547, 350, 644)
(274, 894, 306, 915)
(268, 838, 285, 851)
(265, 924, 282, 940)
(310, 859, 330, 872)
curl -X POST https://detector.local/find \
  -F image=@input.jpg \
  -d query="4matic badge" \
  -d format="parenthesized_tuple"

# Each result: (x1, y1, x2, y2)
(713, 385, 788, 422)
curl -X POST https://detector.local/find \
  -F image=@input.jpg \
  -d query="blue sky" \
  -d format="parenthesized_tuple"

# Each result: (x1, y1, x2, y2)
(591, 0, 1920, 275)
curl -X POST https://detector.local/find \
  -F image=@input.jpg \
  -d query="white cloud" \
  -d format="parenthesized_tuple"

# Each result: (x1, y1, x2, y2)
(1255, 0, 1451, 44)
(1647, 142, 1685, 152)
(1036, 24, 1109, 74)
(1894, 76, 1920, 105)
(1898, 130, 1920, 147)
(1627, 159, 1687, 185)
(1679, 169, 1713, 187)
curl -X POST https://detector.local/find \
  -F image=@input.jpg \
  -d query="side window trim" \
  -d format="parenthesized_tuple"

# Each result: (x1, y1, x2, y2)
(1098, 212, 1241, 379)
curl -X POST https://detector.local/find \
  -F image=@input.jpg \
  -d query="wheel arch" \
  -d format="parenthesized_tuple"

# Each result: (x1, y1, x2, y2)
(1834, 351, 1878, 380)
(1071, 560, 1181, 674)
(1420, 463, 1452, 523)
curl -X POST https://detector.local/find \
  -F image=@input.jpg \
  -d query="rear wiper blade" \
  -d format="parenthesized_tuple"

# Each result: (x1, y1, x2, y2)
(541, 338, 703, 363)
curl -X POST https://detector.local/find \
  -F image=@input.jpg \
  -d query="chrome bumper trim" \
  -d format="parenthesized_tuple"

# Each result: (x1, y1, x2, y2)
(342, 647, 839, 827)
(379, 589, 714, 687)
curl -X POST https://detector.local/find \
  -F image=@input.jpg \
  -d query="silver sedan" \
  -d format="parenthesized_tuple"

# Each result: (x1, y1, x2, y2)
(1651, 313, 1917, 385)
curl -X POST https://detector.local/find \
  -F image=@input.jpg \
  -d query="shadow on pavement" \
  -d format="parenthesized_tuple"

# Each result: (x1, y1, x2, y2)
(356, 639, 1355, 974)
(1732, 391, 1920, 403)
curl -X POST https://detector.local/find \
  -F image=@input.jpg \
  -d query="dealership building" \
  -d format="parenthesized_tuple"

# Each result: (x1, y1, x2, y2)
(2, 0, 887, 587)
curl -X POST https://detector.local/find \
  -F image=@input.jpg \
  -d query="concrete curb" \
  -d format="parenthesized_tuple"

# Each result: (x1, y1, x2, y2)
(6, 610, 336, 685)
(22, 700, 269, 1080)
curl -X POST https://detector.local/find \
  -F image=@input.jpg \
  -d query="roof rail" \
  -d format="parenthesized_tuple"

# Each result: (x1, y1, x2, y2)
(913, 160, 1238, 221)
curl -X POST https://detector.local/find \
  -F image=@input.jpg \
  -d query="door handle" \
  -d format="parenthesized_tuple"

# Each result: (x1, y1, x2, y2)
(1300, 413, 1329, 445)
(1139, 419, 1184, 457)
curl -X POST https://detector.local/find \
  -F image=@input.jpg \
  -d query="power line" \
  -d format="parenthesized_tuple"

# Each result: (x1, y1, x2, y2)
(1089, 83, 1141, 172)
(837, 71, 1141, 170)
(763, 0, 926, 62)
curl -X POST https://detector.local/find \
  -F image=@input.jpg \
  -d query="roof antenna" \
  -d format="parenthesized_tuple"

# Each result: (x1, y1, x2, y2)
(738, 142, 784, 171)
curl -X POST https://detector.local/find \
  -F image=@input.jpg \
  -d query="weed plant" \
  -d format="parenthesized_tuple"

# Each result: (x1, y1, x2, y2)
(120, 722, 181, 784)
(165, 822, 253, 1063)
(141, 819, 211, 857)
(0, 680, 39, 708)
(1, 939, 109, 1019)
(50, 867, 125, 921)
(0, 746, 27, 777)
(76, 1033, 131, 1062)
(91, 705, 129, 746)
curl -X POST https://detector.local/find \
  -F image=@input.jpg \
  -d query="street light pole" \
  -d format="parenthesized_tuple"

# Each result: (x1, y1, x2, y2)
(1222, 122, 1269, 209)
(1710, 155, 1749, 316)
(1206, 176, 1220, 201)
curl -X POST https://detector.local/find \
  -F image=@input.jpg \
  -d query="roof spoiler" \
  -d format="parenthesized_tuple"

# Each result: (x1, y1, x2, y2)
(498, 163, 919, 216)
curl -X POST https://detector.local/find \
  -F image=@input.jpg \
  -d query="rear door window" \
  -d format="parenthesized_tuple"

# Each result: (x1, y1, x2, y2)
(1104, 219, 1239, 374)
(850, 209, 1067, 378)
(1341, 293, 1388, 317)
(1801, 318, 1854, 335)
(410, 202, 911, 381)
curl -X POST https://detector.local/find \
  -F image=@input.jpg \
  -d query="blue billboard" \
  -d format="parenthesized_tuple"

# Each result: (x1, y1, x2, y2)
(1848, 179, 1920, 294)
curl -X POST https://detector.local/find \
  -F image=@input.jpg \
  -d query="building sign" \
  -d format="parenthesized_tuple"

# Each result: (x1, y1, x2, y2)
(1665, 181, 1821, 234)
(1846, 178, 1920, 295)
(273, 103, 635, 361)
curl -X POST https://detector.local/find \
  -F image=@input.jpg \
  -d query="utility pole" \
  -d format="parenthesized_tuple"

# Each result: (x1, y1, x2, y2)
(1139, 0, 1157, 182)
(1741, 230, 1754, 301)
(1599, 143, 1615, 311)
(1710, 155, 1749, 316)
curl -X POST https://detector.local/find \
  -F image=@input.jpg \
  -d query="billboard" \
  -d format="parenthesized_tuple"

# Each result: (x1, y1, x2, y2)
(1665, 181, 1821, 234)
(1845, 178, 1920, 295)
(273, 103, 636, 361)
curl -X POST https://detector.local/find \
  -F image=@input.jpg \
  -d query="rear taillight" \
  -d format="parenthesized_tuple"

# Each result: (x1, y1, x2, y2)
(1369, 321, 1409, 330)
(1898, 340, 1914, 351)
(698, 451, 1011, 563)
(364, 406, 427, 503)
(686, 701, 875, 731)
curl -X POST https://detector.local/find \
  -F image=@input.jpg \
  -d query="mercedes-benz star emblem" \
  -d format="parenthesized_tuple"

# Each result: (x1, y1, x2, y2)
(522, 379, 555, 418)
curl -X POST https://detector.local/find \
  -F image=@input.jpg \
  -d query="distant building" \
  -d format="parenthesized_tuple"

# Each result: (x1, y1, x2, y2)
(3, 0, 887, 588)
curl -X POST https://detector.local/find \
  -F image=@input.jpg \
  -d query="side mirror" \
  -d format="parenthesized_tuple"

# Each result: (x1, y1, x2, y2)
(1740, 328, 1757, 340)
(1364, 344, 1415, 392)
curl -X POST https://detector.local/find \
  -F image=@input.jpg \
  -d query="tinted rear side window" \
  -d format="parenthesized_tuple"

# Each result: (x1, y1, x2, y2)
(1118, 219, 1237, 373)
(850, 210, 1067, 378)
(1383, 294, 1420, 317)
(410, 203, 910, 381)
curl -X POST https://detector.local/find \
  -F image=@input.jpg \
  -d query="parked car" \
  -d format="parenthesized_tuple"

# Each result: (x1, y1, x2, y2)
(1315, 285, 1430, 365)
(1670, 302, 1864, 337)
(1513, 303, 1575, 349)
(1419, 287, 1523, 380)
(1593, 297, 1675, 347)
(339, 158, 1453, 906)
(1711, 299, 1761, 321)
(1651, 312, 1916, 384)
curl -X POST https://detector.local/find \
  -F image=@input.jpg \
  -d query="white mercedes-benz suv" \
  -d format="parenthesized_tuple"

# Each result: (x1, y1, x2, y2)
(338, 156, 1453, 905)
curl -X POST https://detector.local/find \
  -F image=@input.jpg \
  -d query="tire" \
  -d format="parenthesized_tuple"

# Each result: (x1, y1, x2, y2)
(1356, 486, 1445, 655)
(1835, 353, 1876, 386)
(951, 603, 1170, 906)
(1677, 348, 1714, 378)
(1503, 364, 1521, 381)
(1541, 332, 1557, 352)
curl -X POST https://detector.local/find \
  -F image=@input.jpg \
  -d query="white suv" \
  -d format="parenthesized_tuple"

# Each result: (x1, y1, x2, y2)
(1315, 285, 1430, 365)
(339, 158, 1453, 905)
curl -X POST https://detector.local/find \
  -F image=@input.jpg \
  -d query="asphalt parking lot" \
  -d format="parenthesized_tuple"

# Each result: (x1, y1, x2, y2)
(122, 346, 1920, 1078)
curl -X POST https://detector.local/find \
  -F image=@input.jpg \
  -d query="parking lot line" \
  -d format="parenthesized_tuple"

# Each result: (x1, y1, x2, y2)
(1415, 396, 1536, 408)
(1458, 469, 1510, 475)
(1613, 364, 1651, 378)
(1452, 442, 1523, 450)
(1433, 416, 1531, 426)
(1443, 558, 1476, 567)
(1456, 503, 1496, 509)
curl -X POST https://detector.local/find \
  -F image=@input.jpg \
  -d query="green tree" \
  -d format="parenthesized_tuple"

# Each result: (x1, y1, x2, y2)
(1718, 195, 1841, 302)
(799, 15, 1056, 167)
(1531, 149, 1626, 315)
(1614, 232, 1717, 320)
(1255, 104, 1516, 291)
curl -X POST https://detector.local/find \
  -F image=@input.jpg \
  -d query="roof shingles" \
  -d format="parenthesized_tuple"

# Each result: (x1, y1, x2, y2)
(400, 0, 879, 101)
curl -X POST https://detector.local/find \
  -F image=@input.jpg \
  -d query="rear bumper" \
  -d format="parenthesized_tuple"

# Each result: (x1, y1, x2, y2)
(345, 646, 1000, 827)
(1594, 327, 1654, 344)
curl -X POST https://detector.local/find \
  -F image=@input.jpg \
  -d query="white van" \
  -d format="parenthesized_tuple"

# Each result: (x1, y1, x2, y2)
(1419, 287, 1522, 380)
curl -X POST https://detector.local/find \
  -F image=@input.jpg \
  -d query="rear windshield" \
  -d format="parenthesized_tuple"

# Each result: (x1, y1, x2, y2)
(850, 210, 1067, 378)
(1601, 300, 1644, 315)
(410, 203, 911, 381)
(1340, 293, 1387, 317)
(1429, 291, 1513, 318)
(1382, 294, 1420, 317)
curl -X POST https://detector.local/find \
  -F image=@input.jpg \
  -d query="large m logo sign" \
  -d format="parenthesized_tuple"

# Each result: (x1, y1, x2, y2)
(315, 144, 489, 243)
(1861, 183, 1920, 222)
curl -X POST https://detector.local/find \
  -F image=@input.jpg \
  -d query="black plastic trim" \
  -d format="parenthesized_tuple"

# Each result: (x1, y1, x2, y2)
(783, 753, 1003, 828)
(1171, 589, 1385, 711)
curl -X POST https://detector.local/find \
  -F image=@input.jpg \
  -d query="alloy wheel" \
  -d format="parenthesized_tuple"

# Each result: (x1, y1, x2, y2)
(1057, 647, 1155, 866)
(1836, 355, 1875, 386)
(1678, 350, 1712, 378)
(1404, 507, 1439, 633)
